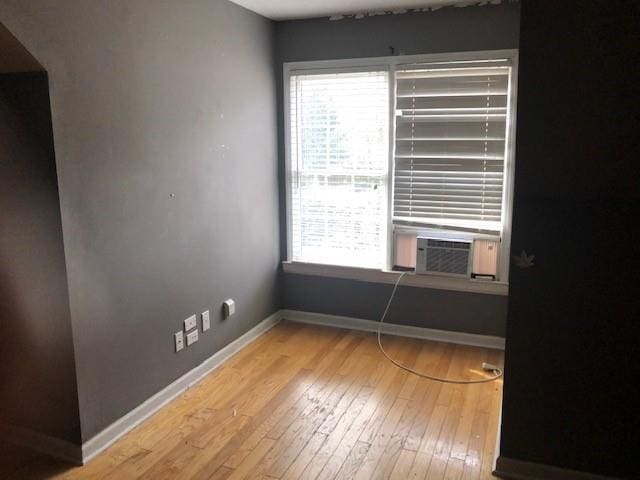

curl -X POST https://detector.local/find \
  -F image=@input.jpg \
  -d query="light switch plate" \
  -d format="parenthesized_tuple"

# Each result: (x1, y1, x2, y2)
(174, 331, 184, 352)
(202, 310, 210, 331)
(186, 329, 199, 346)
(184, 314, 197, 332)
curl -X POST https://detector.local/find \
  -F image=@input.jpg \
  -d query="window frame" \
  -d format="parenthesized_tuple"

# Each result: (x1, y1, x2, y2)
(286, 67, 391, 269)
(283, 49, 518, 296)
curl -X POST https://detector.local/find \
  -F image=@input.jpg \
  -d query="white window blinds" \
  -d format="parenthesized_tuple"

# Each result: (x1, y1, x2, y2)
(393, 62, 512, 232)
(289, 71, 389, 268)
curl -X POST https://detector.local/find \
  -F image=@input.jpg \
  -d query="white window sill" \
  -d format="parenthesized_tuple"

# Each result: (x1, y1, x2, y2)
(282, 261, 508, 296)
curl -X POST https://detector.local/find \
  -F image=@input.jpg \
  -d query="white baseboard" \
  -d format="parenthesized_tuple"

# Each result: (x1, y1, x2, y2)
(281, 309, 505, 350)
(494, 457, 617, 480)
(81, 310, 282, 464)
(0, 423, 82, 464)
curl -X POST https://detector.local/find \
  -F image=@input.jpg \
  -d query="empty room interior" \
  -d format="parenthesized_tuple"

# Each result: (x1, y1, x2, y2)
(0, 1, 637, 479)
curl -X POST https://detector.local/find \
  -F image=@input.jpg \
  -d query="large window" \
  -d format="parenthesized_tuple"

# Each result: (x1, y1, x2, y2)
(288, 71, 389, 268)
(285, 51, 518, 287)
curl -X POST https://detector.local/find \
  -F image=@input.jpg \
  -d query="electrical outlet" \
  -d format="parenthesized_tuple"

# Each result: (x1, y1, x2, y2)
(223, 299, 235, 318)
(174, 331, 184, 352)
(202, 310, 210, 331)
(186, 329, 199, 346)
(184, 314, 197, 332)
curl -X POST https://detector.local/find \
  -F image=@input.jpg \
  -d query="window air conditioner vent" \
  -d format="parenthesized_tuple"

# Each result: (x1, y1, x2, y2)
(416, 237, 471, 277)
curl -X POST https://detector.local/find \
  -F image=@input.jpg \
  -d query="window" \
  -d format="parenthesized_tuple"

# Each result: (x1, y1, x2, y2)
(285, 51, 517, 288)
(393, 63, 509, 232)
(288, 71, 389, 268)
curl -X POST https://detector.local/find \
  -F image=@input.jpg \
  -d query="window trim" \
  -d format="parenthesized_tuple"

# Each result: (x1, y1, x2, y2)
(283, 49, 518, 294)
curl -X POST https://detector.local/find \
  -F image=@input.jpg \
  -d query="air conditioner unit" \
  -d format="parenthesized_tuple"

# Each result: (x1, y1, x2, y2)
(416, 237, 472, 277)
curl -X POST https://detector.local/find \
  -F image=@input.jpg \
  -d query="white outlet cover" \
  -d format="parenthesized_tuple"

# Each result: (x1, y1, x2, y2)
(223, 299, 235, 318)
(202, 310, 210, 331)
(186, 329, 199, 346)
(174, 331, 184, 352)
(184, 314, 197, 332)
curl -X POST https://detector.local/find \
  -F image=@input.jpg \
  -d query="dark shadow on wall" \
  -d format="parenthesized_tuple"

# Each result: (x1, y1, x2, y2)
(0, 22, 81, 448)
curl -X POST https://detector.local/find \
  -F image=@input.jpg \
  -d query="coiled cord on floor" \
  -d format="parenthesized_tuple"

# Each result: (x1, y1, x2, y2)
(376, 272, 503, 384)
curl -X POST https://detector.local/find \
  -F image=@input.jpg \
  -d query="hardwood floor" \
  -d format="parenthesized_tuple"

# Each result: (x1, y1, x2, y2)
(0, 320, 504, 480)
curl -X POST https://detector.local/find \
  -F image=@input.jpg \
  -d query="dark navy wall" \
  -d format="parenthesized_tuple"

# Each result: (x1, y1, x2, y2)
(498, 1, 639, 477)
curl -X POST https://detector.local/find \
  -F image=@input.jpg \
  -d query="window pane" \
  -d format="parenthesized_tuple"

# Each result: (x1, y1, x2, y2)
(393, 64, 513, 232)
(290, 71, 389, 268)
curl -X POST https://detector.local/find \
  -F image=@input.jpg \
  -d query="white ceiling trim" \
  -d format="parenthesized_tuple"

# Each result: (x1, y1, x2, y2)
(229, 0, 507, 21)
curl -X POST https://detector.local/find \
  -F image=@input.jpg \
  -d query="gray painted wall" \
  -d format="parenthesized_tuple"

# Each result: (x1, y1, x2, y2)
(0, 0, 280, 442)
(0, 72, 81, 444)
(285, 274, 507, 337)
(275, 4, 520, 336)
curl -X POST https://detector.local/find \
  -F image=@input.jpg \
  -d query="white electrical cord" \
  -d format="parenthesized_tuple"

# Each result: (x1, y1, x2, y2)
(377, 272, 503, 384)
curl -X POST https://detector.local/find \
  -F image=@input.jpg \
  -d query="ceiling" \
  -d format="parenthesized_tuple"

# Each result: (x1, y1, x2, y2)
(229, 0, 479, 21)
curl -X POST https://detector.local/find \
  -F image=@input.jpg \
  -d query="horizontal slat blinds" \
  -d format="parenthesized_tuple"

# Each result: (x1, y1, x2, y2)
(290, 71, 389, 268)
(393, 64, 512, 232)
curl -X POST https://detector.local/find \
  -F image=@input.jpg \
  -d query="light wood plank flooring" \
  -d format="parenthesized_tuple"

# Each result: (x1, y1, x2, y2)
(0, 320, 504, 480)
